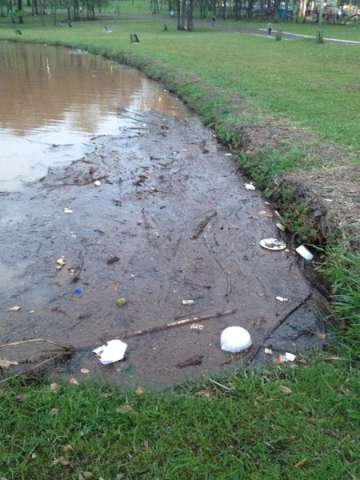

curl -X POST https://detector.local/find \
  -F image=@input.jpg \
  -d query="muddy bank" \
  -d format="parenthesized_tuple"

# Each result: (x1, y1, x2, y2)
(0, 110, 327, 388)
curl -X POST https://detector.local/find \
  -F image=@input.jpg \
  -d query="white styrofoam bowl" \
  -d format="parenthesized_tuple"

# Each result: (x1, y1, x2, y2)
(220, 326, 252, 353)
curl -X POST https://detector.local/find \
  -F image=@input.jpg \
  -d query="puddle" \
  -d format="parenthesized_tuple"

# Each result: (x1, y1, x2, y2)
(0, 42, 187, 191)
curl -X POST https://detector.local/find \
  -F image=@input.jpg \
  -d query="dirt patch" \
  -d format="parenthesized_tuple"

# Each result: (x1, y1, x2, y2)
(0, 111, 327, 388)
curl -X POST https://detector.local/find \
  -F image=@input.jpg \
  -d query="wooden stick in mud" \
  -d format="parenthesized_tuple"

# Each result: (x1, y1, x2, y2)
(0, 338, 73, 352)
(123, 308, 237, 339)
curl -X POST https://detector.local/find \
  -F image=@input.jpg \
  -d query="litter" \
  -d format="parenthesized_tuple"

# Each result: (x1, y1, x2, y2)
(296, 245, 314, 261)
(56, 256, 66, 270)
(9, 305, 21, 312)
(116, 297, 127, 308)
(107, 256, 120, 265)
(225, 152, 232, 157)
(277, 352, 297, 364)
(69, 377, 79, 385)
(80, 368, 90, 374)
(73, 288, 83, 297)
(275, 296, 289, 302)
(220, 326, 252, 353)
(190, 323, 204, 331)
(182, 299, 194, 305)
(93, 339, 128, 365)
(0, 359, 18, 368)
(94, 180, 102, 187)
(244, 183, 256, 191)
(64, 208, 73, 214)
(264, 347, 273, 355)
(259, 238, 286, 251)
(276, 222, 285, 232)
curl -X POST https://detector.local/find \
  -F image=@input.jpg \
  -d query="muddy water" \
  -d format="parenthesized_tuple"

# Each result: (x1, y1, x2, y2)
(0, 42, 186, 190)
(0, 44, 326, 389)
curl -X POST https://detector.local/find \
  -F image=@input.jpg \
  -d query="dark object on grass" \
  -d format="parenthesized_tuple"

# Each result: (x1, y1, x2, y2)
(15, 29, 22, 35)
(163, 24, 168, 32)
(275, 29, 282, 41)
(130, 33, 140, 44)
(267, 23, 272, 35)
(316, 30, 324, 44)
(68, 21, 72, 27)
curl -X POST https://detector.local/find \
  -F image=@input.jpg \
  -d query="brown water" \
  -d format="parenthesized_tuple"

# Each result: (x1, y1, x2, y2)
(0, 42, 187, 190)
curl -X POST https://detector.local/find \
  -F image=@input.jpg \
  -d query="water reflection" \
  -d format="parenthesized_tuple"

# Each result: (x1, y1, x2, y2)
(0, 42, 187, 189)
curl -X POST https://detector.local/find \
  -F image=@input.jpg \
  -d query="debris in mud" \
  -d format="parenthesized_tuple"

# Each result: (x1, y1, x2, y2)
(0, 359, 18, 369)
(259, 238, 287, 251)
(182, 299, 195, 305)
(276, 352, 297, 364)
(220, 326, 252, 353)
(107, 256, 120, 265)
(176, 355, 204, 369)
(94, 180, 102, 187)
(275, 296, 289, 303)
(296, 245, 314, 262)
(56, 256, 66, 270)
(190, 323, 204, 331)
(244, 183, 256, 191)
(134, 174, 148, 186)
(93, 339, 128, 365)
(80, 368, 90, 374)
(64, 207, 73, 214)
(73, 288, 83, 298)
(264, 347, 273, 355)
(191, 210, 217, 240)
(69, 377, 79, 385)
(276, 222, 285, 232)
(9, 305, 21, 312)
(116, 297, 128, 308)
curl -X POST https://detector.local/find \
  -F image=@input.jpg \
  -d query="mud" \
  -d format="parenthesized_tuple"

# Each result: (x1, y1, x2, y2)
(0, 106, 327, 389)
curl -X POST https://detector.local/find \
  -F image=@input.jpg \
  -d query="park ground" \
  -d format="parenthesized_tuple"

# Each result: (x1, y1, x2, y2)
(1, 7, 360, 479)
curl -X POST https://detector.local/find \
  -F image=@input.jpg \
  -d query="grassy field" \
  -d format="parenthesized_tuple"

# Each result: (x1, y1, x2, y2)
(1, 13, 360, 479)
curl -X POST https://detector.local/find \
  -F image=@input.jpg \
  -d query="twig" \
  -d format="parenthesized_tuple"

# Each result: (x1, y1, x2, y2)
(208, 377, 235, 392)
(0, 338, 72, 351)
(191, 210, 217, 240)
(124, 309, 236, 339)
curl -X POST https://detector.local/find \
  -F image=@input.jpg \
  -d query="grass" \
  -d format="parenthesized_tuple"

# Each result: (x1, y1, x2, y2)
(1, 362, 360, 479)
(1, 12, 360, 479)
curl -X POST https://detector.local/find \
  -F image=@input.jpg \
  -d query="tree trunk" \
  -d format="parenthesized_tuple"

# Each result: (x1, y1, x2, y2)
(187, 0, 194, 30)
(17, 0, 23, 23)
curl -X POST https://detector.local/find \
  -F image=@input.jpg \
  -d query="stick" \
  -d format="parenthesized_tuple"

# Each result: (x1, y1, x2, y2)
(208, 377, 235, 392)
(0, 338, 72, 351)
(124, 308, 236, 339)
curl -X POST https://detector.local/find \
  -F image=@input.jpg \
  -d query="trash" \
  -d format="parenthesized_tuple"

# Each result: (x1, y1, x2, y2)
(190, 323, 204, 331)
(264, 347, 273, 355)
(294, 458, 308, 469)
(9, 305, 21, 312)
(296, 245, 314, 261)
(182, 299, 194, 305)
(69, 377, 79, 385)
(0, 359, 18, 369)
(56, 256, 66, 270)
(50, 383, 59, 392)
(244, 183, 256, 191)
(275, 296, 289, 302)
(94, 180, 102, 187)
(73, 288, 83, 297)
(106, 256, 120, 265)
(276, 222, 285, 232)
(258, 210, 273, 219)
(93, 339, 127, 365)
(220, 326, 252, 353)
(259, 238, 286, 251)
(64, 208, 73, 214)
(49, 407, 59, 416)
(80, 368, 90, 374)
(279, 385, 292, 395)
(116, 297, 127, 308)
(135, 386, 144, 395)
(277, 352, 296, 364)
(117, 404, 133, 414)
(225, 152, 232, 157)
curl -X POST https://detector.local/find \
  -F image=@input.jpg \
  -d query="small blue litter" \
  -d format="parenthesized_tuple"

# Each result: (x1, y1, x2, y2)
(73, 288, 83, 297)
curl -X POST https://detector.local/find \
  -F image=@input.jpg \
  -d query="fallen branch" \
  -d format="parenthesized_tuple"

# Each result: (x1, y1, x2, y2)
(191, 210, 217, 240)
(124, 308, 236, 339)
(0, 338, 72, 351)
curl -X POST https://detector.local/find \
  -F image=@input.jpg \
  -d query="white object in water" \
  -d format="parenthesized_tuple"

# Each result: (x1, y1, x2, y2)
(275, 296, 289, 303)
(244, 183, 256, 191)
(93, 339, 128, 365)
(182, 299, 194, 305)
(64, 208, 73, 214)
(259, 238, 286, 251)
(296, 245, 314, 261)
(220, 326, 252, 353)
(94, 180, 102, 187)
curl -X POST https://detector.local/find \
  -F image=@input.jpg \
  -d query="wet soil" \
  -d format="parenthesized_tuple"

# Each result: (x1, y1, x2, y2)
(0, 109, 326, 389)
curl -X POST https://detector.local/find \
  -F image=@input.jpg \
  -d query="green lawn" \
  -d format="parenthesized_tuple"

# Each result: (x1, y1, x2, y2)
(1, 17, 360, 152)
(1, 15, 360, 479)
